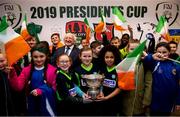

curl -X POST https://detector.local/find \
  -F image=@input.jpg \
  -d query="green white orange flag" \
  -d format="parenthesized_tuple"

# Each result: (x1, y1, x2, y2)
(116, 40, 147, 90)
(0, 16, 30, 65)
(155, 16, 172, 42)
(84, 18, 93, 43)
(94, 11, 106, 33)
(20, 14, 31, 40)
(112, 7, 127, 31)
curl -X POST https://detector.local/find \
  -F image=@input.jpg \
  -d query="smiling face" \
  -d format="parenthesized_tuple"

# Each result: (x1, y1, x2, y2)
(81, 39, 89, 48)
(26, 37, 37, 48)
(51, 34, 60, 45)
(64, 33, 75, 47)
(169, 43, 177, 54)
(104, 51, 115, 67)
(128, 43, 139, 53)
(32, 51, 47, 68)
(110, 39, 120, 49)
(80, 49, 93, 67)
(0, 54, 7, 70)
(57, 54, 71, 71)
(121, 35, 129, 45)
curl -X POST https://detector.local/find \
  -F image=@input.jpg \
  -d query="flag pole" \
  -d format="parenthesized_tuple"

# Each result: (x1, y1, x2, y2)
(165, 57, 180, 64)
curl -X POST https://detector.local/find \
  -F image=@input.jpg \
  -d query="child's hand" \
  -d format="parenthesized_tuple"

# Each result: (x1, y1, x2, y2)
(96, 92, 107, 101)
(175, 105, 180, 111)
(82, 94, 93, 104)
(141, 51, 148, 59)
(128, 25, 133, 31)
(31, 89, 38, 96)
(153, 53, 165, 61)
(3, 66, 13, 74)
(30, 89, 42, 96)
(96, 96, 108, 101)
(82, 93, 91, 99)
(96, 91, 104, 99)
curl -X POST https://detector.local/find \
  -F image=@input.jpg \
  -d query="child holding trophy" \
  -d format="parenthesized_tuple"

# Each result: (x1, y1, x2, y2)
(74, 47, 101, 115)
(56, 54, 89, 116)
(74, 47, 100, 96)
(97, 45, 122, 116)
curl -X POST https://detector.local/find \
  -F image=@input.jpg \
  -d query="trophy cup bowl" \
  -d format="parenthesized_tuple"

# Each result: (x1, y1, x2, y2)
(82, 74, 104, 100)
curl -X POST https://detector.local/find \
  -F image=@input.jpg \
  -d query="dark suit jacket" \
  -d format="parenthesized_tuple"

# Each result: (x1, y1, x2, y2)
(51, 46, 80, 68)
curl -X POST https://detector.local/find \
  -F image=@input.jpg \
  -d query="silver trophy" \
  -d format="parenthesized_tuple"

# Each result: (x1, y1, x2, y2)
(82, 74, 104, 100)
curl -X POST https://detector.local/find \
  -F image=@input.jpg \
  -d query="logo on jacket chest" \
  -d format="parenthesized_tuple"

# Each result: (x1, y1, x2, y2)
(103, 79, 116, 88)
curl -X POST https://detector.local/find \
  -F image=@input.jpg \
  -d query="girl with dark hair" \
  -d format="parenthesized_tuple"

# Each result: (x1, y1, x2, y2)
(97, 45, 121, 116)
(39, 41, 51, 63)
(144, 42, 180, 116)
(7, 43, 57, 116)
(119, 33, 130, 49)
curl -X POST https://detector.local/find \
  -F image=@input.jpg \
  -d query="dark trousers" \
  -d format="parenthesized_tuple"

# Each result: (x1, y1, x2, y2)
(150, 110, 171, 116)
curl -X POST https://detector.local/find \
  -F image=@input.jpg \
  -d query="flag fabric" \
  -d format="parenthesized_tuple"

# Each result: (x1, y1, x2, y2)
(155, 16, 171, 41)
(116, 40, 147, 90)
(84, 18, 94, 32)
(20, 14, 31, 40)
(0, 16, 31, 65)
(84, 18, 93, 43)
(112, 7, 128, 31)
(94, 11, 106, 33)
(0, 16, 8, 32)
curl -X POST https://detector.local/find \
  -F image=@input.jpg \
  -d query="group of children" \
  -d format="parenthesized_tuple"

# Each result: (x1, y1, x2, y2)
(0, 29, 180, 116)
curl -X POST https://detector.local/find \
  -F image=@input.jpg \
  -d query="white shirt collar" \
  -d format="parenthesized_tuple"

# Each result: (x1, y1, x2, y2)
(66, 45, 74, 50)
(35, 66, 44, 70)
(65, 45, 74, 55)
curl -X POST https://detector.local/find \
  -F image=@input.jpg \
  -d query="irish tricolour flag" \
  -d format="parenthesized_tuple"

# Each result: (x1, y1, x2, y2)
(94, 11, 106, 33)
(0, 16, 30, 65)
(20, 14, 31, 40)
(84, 18, 93, 43)
(116, 40, 146, 90)
(155, 16, 171, 42)
(112, 7, 127, 31)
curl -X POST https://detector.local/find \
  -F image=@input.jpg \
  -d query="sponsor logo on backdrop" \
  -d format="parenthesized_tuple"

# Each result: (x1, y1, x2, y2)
(93, 23, 114, 41)
(169, 29, 180, 43)
(0, 3, 22, 28)
(65, 21, 87, 45)
(156, 2, 179, 26)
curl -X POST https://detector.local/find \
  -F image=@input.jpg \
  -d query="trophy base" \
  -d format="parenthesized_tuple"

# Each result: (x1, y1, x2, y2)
(87, 88, 99, 100)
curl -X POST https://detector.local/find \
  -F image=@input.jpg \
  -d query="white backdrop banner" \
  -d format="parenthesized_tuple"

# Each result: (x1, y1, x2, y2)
(0, 0, 180, 44)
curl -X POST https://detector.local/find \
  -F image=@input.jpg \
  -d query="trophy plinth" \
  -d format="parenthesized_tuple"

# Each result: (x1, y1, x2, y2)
(82, 74, 104, 100)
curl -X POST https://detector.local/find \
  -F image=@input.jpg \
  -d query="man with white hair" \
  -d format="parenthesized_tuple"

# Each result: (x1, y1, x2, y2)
(51, 33, 80, 68)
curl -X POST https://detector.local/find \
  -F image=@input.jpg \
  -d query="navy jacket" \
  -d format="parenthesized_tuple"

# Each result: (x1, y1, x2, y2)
(51, 46, 80, 68)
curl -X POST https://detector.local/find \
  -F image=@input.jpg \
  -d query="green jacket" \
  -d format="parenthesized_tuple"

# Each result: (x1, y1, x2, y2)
(119, 47, 128, 60)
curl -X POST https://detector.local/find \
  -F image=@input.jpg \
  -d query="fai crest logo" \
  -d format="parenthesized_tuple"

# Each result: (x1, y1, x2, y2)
(0, 3, 22, 29)
(93, 23, 114, 41)
(156, 2, 179, 26)
(66, 21, 86, 45)
(0, 3, 22, 28)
